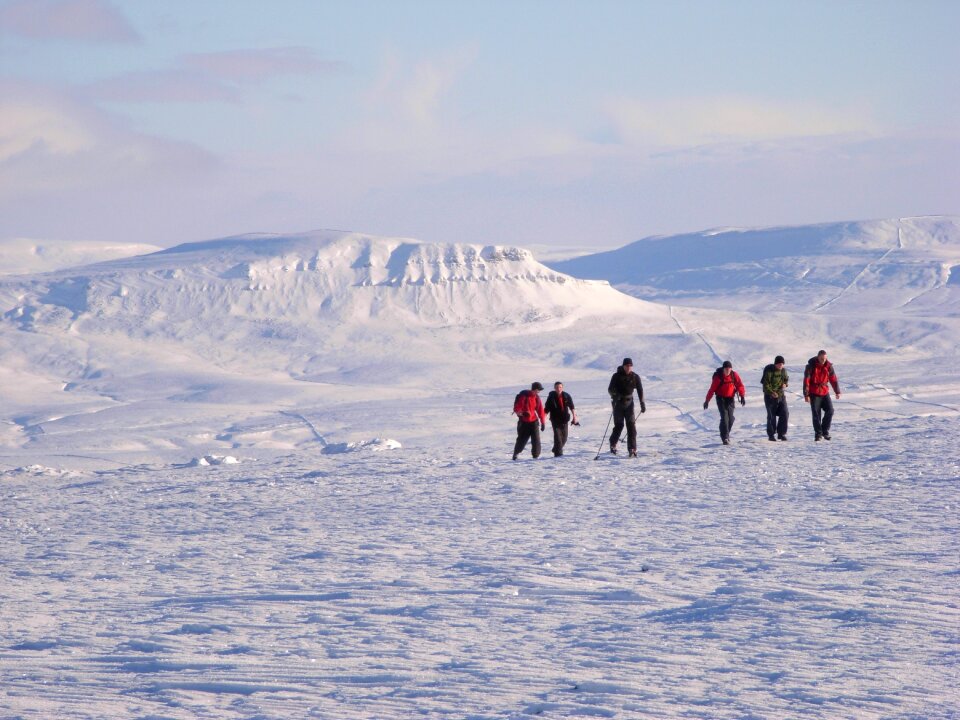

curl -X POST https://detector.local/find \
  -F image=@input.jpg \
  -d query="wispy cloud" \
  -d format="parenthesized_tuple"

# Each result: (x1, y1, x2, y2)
(0, 95, 93, 161)
(0, 0, 140, 43)
(0, 81, 218, 195)
(363, 46, 476, 130)
(182, 47, 348, 84)
(604, 96, 878, 148)
(88, 69, 242, 104)
(85, 46, 347, 105)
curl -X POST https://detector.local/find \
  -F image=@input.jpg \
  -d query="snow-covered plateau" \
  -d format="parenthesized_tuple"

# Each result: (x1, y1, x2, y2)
(1, 218, 958, 719)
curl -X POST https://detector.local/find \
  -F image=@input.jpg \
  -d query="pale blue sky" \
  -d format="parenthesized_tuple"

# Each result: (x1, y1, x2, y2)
(1, 0, 958, 249)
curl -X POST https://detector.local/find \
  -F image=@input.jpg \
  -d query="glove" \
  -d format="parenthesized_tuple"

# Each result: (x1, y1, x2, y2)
(703, 401, 709, 410)
(640, 401, 646, 414)
(739, 396, 745, 406)
(541, 424, 545, 431)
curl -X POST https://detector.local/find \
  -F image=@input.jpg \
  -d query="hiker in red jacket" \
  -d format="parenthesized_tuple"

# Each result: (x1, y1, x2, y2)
(703, 360, 746, 445)
(512, 382, 546, 460)
(803, 350, 841, 441)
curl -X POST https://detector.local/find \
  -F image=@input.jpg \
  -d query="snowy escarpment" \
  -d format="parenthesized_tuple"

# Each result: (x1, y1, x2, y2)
(3, 231, 636, 334)
(0, 229, 664, 389)
(0, 230, 678, 454)
(551, 216, 960, 315)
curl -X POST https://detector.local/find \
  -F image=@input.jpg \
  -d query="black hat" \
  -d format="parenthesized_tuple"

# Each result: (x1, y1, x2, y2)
(722, 360, 733, 369)
(775, 355, 785, 364)
(622, 357, 633, 366)
(531, 382, 544, 391)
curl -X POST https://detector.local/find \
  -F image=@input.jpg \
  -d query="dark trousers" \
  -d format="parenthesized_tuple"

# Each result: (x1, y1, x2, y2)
(716, 396, 736, 440)
(809, 395, 834, 437)
(764, 394, 789, 438)
(551, 422, 568, 456)
(514, 420, 541, 458)
(611, 401, 637, 451)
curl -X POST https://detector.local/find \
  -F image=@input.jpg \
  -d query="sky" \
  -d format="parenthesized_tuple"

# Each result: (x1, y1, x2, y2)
(1, 0, 959, 251)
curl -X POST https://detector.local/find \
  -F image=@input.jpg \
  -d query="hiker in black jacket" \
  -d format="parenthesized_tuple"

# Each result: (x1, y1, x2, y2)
(607, 358, 645, 456)
(544, 381, 578, 457)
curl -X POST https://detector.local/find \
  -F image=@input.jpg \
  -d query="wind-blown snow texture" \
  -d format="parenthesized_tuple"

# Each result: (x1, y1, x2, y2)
(1, 219, 958, 719)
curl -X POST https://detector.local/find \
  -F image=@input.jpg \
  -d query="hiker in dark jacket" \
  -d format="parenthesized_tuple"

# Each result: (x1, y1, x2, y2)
(762, 355, 790, 441)
(544, 381, 578, 457)
(803, 350, 841, 441)
(512, 382, 546, 460)
(607, 358, 645, 456)
(703, 360, 746, 445)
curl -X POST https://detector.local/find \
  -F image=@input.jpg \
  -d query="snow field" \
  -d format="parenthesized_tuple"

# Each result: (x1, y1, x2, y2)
(1, 413, 957, 719)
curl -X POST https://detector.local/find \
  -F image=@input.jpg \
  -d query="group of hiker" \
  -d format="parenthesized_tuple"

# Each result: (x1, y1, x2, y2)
(512, 351, 842, 459)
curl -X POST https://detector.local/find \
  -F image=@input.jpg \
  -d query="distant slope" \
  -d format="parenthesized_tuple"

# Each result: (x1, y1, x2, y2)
(0, 238, 163, 276)
(550, 216, 960, 315)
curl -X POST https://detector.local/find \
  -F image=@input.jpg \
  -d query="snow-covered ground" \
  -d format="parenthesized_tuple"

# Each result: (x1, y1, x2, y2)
(1, 219, 958, 718)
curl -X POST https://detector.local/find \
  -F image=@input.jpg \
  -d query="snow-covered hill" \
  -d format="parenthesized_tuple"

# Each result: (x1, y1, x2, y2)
(551, 216, 960, 316)
(0, 230, 681, 454)
(2, 231, 660, 338)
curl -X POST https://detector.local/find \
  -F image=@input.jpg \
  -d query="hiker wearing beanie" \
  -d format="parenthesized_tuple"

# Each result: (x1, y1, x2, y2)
(703, 360, 746, 445)
(544, 381, 579, 457)
(761, 355, 790, 441)
(607, 358, 645, 457)
(803, 350, 841, 441)
(512, 382, 546, 460)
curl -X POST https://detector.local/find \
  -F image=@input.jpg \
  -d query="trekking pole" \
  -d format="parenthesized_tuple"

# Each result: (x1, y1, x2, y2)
(593, 408, 614, 461)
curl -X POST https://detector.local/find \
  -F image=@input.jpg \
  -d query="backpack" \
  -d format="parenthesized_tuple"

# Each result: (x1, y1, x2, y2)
(513, 390, 540, 422)
(761, 364, 775, 387)
(714, 368, 736, 383)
